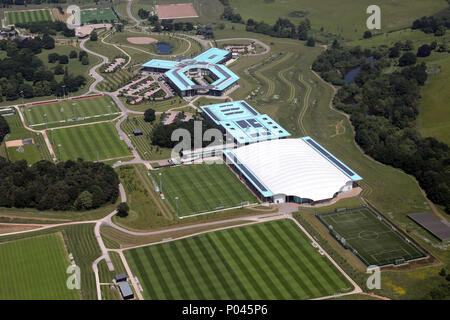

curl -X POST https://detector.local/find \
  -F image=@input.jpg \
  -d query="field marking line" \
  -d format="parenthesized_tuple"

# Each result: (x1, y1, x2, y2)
(117, 250, 144, 300)
(288, 216, 362, 298)
(278, 66, 296, 103)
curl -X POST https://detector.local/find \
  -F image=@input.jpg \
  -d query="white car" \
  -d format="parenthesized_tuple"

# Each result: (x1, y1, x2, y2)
(319, 249, 325, 256)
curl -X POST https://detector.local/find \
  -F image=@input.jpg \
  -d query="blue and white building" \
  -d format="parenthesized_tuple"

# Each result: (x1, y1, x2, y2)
(142, 48, 238, 96)
(201, 100, 291, 145)
(223, 137, 363, 204)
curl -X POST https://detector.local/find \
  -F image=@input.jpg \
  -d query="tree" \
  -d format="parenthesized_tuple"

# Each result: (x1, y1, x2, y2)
(81, 55, 89, 65)
(388, 46, 400, 58)
(144, 108, 156, 122)
(74, 191, 93, 210)
(417, 44, 432, 57)
(48, 52, 60, 63)
(440, 268, 447, 277)
(90, 30, 98, 41)
(306, 37, 315, 47)
(42, 33, 55, 49)
(117, 202, 129, 217)
(0, 116, 10, 143)
(363, 31, 372, 39)
(399, 52, 417, 66)
(69, 50, 77, 59)
(58, 54, 69, 64)
(54, 64, 64, 75)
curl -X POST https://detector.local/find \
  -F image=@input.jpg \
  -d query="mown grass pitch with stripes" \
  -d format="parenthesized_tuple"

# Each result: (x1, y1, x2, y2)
(150, 163, 257, 217)
(5, 9, 52, 25)
(97, 69, 134, 92)
(0, 233, 80, 300)
(317, 207, 425, 266)
(23, 96, 121, 129)
(49, 122, 131, 162)
(125, 219, 352, 299)
(80, 8, 118, 23)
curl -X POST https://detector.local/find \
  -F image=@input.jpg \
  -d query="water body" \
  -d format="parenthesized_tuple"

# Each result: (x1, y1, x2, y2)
(344, 56, 375, 84)
(156, 42, 173, 54)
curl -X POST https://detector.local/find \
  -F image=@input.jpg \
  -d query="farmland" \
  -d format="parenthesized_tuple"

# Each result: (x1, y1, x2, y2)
(125, 219, 352, 299)
(0, 233, 80, 300)
(48, 122, 131, 162)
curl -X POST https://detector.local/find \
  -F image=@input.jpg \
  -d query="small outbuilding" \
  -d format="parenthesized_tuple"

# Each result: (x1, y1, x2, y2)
(133, 129, 143, 136)
(114, 273, 127, 283)
(118, 281, 134, 300)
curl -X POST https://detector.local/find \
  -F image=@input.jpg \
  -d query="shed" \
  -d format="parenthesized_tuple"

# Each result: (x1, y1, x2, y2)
(133, 129, 143, 136)
(114, 273, 127, 282)
(118, 281, 134, 300)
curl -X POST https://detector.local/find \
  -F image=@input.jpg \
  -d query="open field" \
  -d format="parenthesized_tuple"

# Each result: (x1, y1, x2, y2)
(23, 96, 121, 129)
(317, 207, 425, 266)
(150, 163, 257, 217)
(0, 233, 79, 300)
(48, 122, 131, 161)
(0, 113, 52, 164)
(131, 0, 223, 24)
(5, 9, 52, 25)
(80, 8, 118, 23)
(228, 0, 448, 40)
(418, 58, 450, 145)
(125, 219, 352, 299)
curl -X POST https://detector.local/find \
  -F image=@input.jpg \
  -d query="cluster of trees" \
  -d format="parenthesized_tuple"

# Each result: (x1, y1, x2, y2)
(0, 116, 10, 143)
(0, 158, 120, 211)
(196, 25, 214, 39)
(151, 118, 216, 149)
(423, 268, 450, 299)
(412, 15, 449, 36)
(313, 43, 450, 213)
(15, 21, 75, 38)
(139, 9, 195, 33)
(0, 39, 87, 101)
(246, 17, 312, 40)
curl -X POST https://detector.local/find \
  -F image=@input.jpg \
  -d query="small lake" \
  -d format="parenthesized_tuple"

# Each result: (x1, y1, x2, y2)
(156, 42, 173, 54)
(344, 56, 375, 84)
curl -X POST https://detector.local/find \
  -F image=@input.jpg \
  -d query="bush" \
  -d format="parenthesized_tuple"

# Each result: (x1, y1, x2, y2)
(417, 44, 432, 57)
(399, 52, 417, 66)
(69, 50, 78, 59)
(144, 108, 156, 122)
(363, 31, 372, 39)
(90, 31, 98, 41)
(306, 37, 315, 47)
(58, 55, 69, 64)
(48, 52, 60, 63)
(117, 202, 129, 217)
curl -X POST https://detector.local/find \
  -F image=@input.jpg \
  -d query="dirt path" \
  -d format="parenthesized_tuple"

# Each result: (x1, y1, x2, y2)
(297, 74, 312, 136)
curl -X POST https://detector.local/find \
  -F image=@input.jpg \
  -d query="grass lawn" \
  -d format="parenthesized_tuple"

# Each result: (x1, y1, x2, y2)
(418, 57, 450, 145)
(48, 122, 131, 161)
(125, 219, 352, 299)
(150, 163, 257, 217)
(120, 115, 172, 161)
(5, 9, 52, 25)
(228, 0, 447, 40)
(317, 207, 425, 266)
(0, 114, 52, 164)
(0, 233, 80, 300)
(23, 95, 121, 129)
(80, 8, 118, 23)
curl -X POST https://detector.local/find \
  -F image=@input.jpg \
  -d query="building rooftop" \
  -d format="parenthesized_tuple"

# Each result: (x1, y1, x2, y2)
(118, 281, 134, 299)
(223, 137, 362, 201)
(142, 48, 238, 92)
(201, 100, 291, 144)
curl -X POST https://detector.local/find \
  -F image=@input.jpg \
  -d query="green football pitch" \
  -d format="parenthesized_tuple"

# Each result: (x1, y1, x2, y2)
(80, 8, 118, 23)
(125, 219, 352, 299)
(23, 96, 121, 129)
(317, 207, 425, 266)
(48, 122, 131, 161)
(150, 163, 257, 217)
(0, 233, 80, 300)
(5, 9, 52, 25)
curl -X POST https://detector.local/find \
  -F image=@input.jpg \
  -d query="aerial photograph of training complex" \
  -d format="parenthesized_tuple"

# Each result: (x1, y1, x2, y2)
(0, 0, 449, 306)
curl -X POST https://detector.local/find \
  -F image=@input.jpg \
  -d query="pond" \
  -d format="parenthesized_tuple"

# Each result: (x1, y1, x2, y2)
(344, 56, 375, 84)
(156, 42, 173, 54)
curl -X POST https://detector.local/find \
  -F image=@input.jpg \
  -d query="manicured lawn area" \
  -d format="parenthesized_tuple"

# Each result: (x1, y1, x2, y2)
(317, 207, 425, 266)
(23, 95, 121, 129)
(150, 163, 257, 217)
(0, 114, 52, 164)
(80, 8, 118, 23)
(0, 233, 80, 300)
(125, 219, 352, 299)
(5, 9, 52, 25)
(48, 122, 131, 161)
